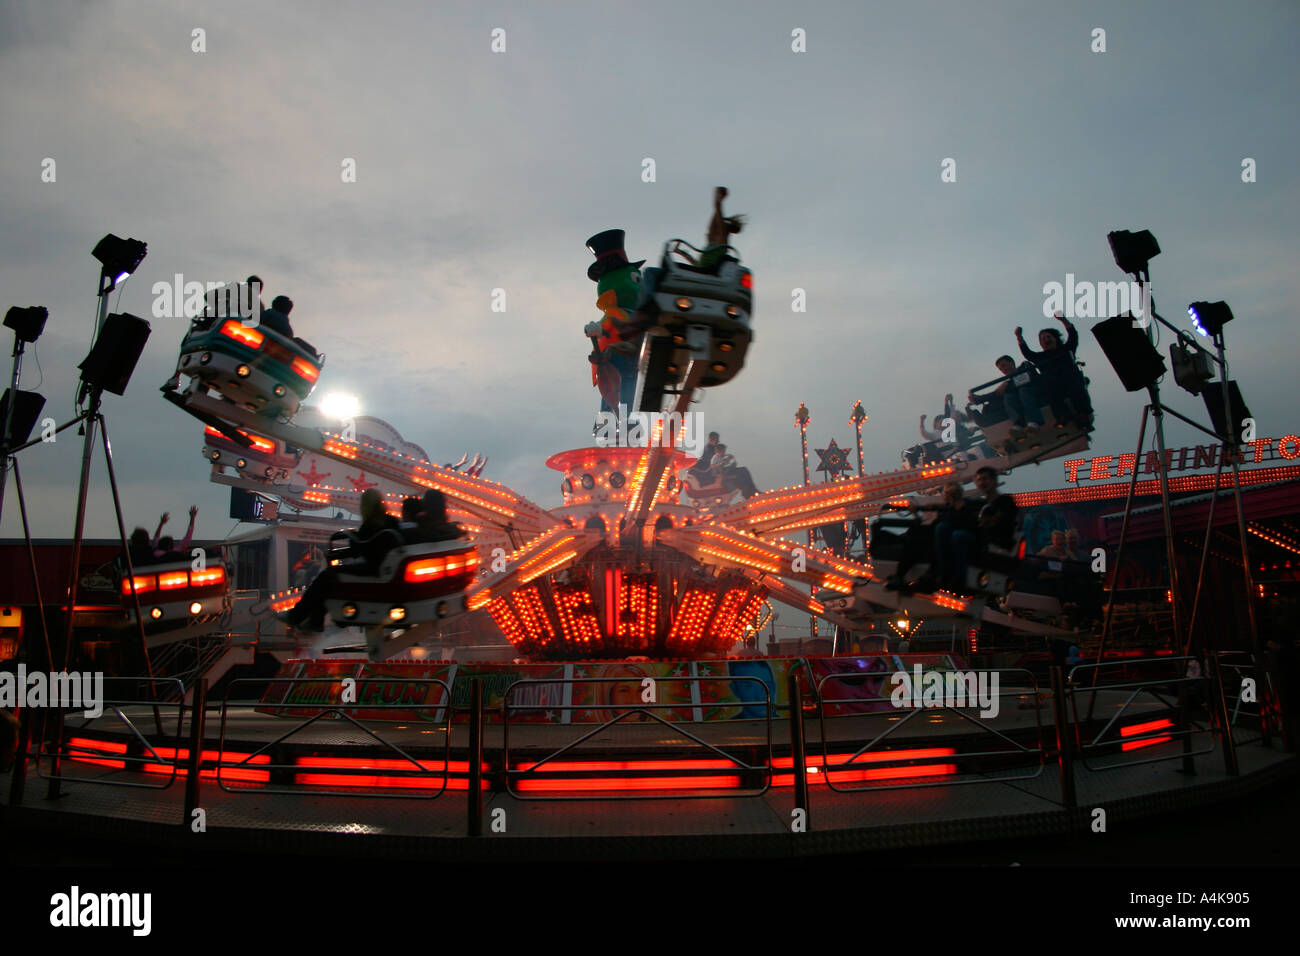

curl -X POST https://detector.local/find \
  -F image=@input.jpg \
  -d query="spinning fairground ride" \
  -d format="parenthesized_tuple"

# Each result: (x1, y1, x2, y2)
(159, 248, 1095, 671)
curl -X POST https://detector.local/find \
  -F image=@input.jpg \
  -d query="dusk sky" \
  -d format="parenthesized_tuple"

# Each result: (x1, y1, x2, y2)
(2, 0, 1297, 543)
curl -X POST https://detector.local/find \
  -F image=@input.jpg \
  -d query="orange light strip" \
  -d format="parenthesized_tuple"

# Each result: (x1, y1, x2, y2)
(291, 355, 320, 382)
(697, 544, 781, 574)
(1020, 465, 1300, 506)
(220, 320, 263, 349)
(928, 591, 969, 611)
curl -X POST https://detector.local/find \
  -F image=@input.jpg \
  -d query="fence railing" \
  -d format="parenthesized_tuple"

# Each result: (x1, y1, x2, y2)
(809, 668, 1047, 793)
(217, 677, 454, 799)
(502, 675, 775, 801)
(8, 653, 1254, 832)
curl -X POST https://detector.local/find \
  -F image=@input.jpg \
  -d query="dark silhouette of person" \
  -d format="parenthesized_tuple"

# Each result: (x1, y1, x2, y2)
(260, 294, 294, 338)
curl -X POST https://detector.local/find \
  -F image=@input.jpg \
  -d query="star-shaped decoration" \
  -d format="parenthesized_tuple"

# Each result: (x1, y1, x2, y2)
(815, 439, 854, 477)
(348, 470, 378, 492)
(297, 458, 331, 487)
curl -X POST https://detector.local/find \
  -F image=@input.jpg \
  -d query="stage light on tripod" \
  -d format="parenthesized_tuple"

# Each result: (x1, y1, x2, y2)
(1187, 301, 1233, 338)
(91, 234, 147, 285)
(4, 306, 48, 344)
(1107, 229, 1160, 276)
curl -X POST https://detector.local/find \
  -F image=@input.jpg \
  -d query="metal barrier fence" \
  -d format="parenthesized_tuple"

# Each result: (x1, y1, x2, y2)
(7, 655, 1253, 832)
(810, 668, 1047, 793)
(1067, 656, 1215, 771)
(218, 677, 454, 799)
(1217, 656, 1268, 745)
(502, 675, 775, 801)
(33, 677, 188, 791)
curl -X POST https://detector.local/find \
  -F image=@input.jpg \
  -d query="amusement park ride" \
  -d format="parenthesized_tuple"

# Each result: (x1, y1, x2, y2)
(152, 199, 1096, 665)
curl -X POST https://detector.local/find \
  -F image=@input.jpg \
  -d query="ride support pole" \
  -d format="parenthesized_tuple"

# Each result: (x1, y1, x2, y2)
(788, 671, 809, 829)
(1050, 666, 1076, 808)
(468, 678, 484, 836)
(183, 678, 208, 827)
(7, 707, 33, 807)
(1207, 656, 1238, 777)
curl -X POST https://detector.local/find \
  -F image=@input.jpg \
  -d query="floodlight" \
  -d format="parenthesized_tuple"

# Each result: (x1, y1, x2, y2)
(1107, 229, 1160, 276)
(1187, 301, 1233, 338)
(91, 234, 147, 287)
(3, 306, 48, 344)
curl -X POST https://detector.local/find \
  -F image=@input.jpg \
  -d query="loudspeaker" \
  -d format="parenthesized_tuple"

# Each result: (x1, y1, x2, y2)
(77, 312, 151, 395)
(1201, 381, 1251, 442)
(1091, 315, 1166, 392)
(3, 306, 48, 344)
(0, 388, 45, 448)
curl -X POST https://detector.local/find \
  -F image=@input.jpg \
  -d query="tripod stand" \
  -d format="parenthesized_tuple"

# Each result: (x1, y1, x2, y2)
(1095, 305, 1269, 744)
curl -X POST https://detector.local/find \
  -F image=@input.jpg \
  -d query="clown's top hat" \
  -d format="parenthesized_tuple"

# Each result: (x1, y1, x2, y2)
(586, 229, 645, 282)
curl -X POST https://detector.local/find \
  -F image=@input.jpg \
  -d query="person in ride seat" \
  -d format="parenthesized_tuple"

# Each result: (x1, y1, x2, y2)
(689, 432, 722, 480)
(966, 355, 1047, 434)
(709, 443, 760, 499)
(1014, 313, 1092, 428)
(921, 481, 980, 593)
(153, 506, 198, 561)
(397, 495, 422, 539)
(353, 488, 400, 563)
(259, 294, 294, 338)
(413, 489, 463, 543)
(973, 466, 1019, 553)
(277, 490, 396, 633)
(635, 187, 746, 319)
(693, 186, 745, 274)
(125, 511, 170, 568)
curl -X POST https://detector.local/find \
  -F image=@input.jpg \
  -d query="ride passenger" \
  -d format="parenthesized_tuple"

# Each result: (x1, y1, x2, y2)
(927, 481, 981, 592)
(709, 443, 760, 499)
(153, 506, 198, 561)
(259, 294, 294, 339)
(413, 489, 463, 544)
(689, 431, 721, 479)
(1014, 313, 1092, 428)
(125, 511, 170, 568)
(277, 489, 395, 633)
(966, 355, 1047, 433)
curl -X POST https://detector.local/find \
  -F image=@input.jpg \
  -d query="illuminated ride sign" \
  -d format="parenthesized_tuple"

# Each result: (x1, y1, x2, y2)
(1064, 434, 1300, 483)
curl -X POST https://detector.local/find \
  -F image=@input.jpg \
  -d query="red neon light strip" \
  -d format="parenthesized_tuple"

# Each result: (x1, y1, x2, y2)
(773, 764, 958, 787)
(515, 758, 737, 773)
(1119, 717, 1175, 751)
(138, 748, 272, 781)
(1119, 718, 1175, 737)
(66, 736, 127, 770)
(515, 775, 743, 793)
(1121, 736, 1173, 752)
